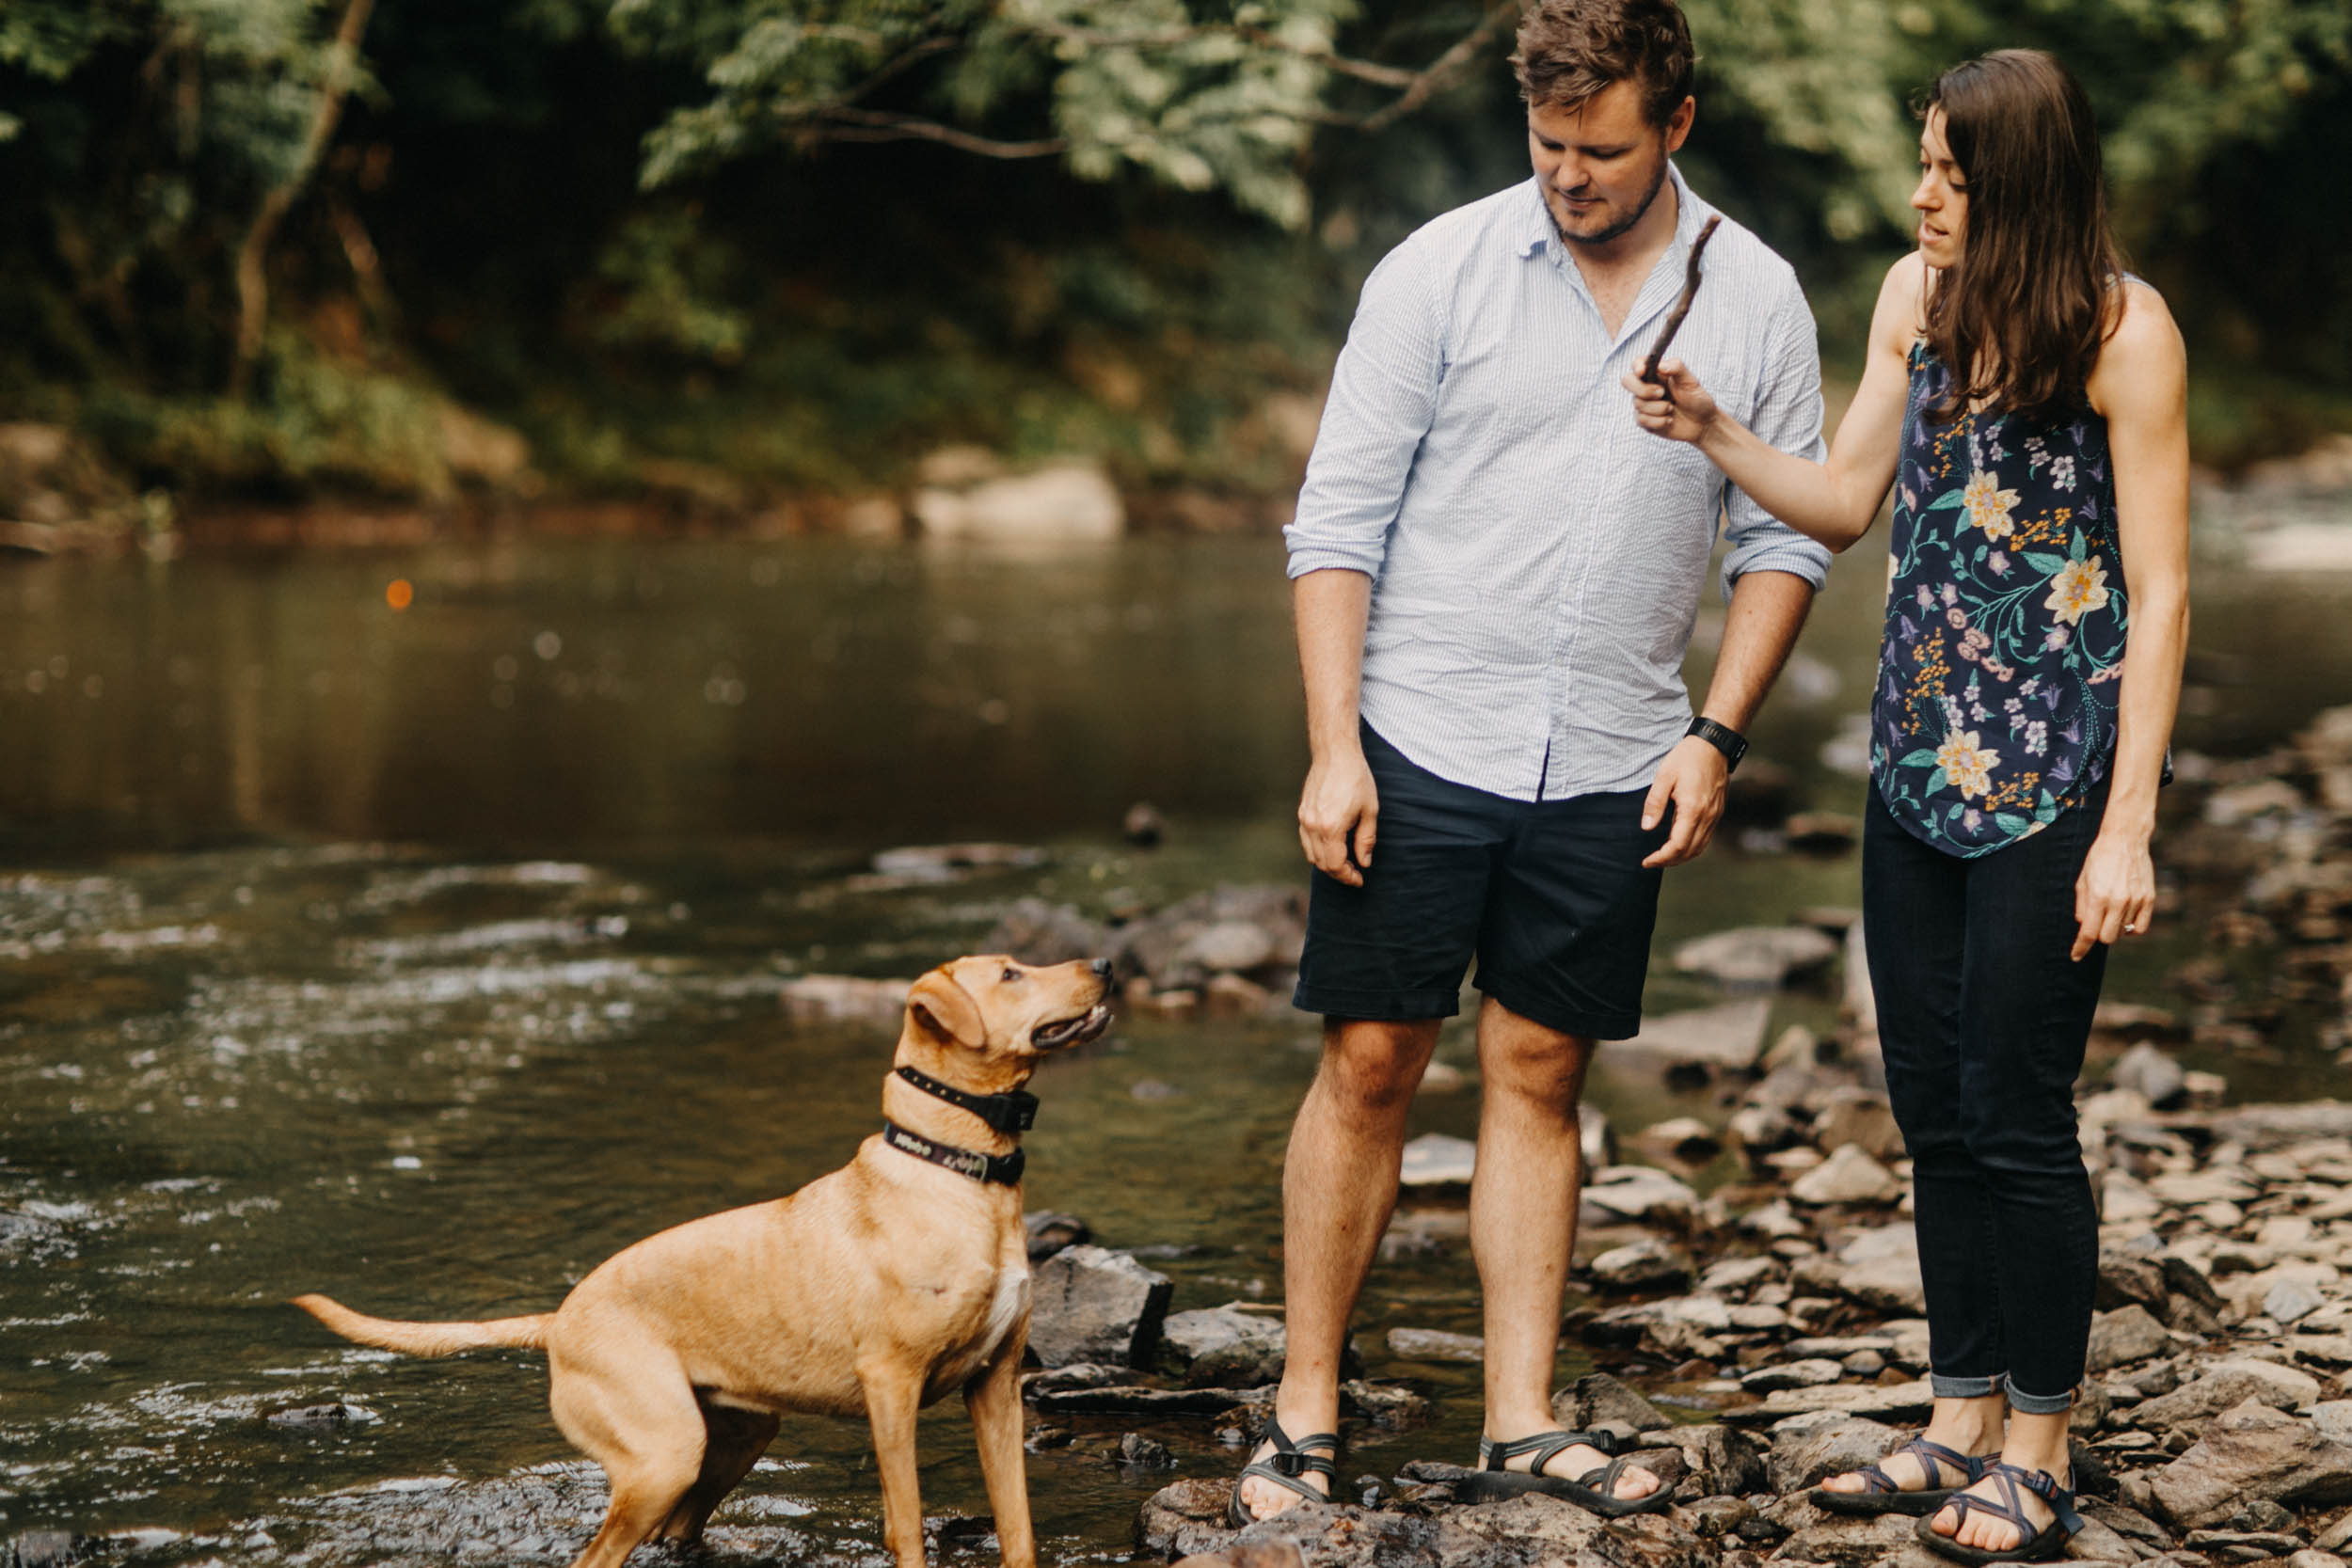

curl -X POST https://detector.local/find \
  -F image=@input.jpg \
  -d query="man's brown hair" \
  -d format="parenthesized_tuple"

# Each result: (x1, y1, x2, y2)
(1512, 0, 1695, 125)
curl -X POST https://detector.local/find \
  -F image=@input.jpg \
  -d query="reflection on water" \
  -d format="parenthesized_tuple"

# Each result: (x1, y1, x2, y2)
(0, 540, 1313, 855)
(6, 531, 2352, 1559)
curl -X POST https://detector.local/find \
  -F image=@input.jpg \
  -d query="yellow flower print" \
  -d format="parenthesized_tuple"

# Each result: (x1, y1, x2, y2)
(1935, 729, 1999, 800)
(2044, 555, 2110, 625)
(1963, 469, 2020, 540)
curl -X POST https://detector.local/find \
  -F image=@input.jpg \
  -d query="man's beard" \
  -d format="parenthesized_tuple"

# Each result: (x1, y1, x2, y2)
(1549, 152, 1670, 246)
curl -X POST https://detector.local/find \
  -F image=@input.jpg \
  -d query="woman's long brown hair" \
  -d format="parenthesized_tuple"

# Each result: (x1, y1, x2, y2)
(1920, 49, 2124, 424)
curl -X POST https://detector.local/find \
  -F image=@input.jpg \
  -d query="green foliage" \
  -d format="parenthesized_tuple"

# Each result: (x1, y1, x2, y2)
(1, 0, 2345, 500)
(81, 332, 451, 495)
(634, 0, 1354, 229)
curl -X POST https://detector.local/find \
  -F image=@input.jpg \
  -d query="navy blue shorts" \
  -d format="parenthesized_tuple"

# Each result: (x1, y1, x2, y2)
(1292, 724, 1669, 1041)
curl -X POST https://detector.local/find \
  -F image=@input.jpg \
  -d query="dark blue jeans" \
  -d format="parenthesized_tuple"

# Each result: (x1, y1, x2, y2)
(1863, 781, 2109, 1415)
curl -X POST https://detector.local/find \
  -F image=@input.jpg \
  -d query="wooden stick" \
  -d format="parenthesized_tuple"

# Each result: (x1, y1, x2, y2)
(1640, 214, 1722, 387)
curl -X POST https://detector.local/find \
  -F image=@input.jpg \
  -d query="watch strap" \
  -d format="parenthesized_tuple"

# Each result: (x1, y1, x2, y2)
(1686, 716, 1747, 772)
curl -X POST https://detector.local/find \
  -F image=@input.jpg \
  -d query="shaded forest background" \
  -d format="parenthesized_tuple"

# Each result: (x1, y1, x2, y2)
(2, 0, 2345, 516)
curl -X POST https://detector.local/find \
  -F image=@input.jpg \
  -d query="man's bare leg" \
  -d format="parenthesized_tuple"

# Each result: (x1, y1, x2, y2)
(1236, 1015, 1438, 1521)
(1470, 997, 1658, 1499)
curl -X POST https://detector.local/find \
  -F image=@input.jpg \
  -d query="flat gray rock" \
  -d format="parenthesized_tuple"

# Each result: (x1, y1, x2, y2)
(2150, 1398, 2352, 1528)
(1672, 926, 1839, 989)
(1728, 1379, 1934, 1426)
(1613, 997, 1773, 1070)
(1028, 1243, 1173, 1368)
(1384, 1327, 1485, 1363)
(1789, 1145, 1902, 1206)
(1159, 1305, 1286, 1388)
(2087, 1305, 2173, 1371)
(1398, 1133, 1476, 1189)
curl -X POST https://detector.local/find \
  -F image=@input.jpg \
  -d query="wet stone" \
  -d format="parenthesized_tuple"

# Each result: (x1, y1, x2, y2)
(1591, 1237, 1695, 1292)
(1672, 926, 1839, 990)
(1740, 1358, 1845, 1392)
(1385, 1327, 1485, 1363)
(1118, 1433, 1175, 1469)
(1762, 1414, 1900, 1493)
(1398, 1133, 1477, 1189)
(1159, 1305, 1286, 1388)
(266, 1402, 380, 1428)
(1554, 1371, 1677, 1438)
(1788, 1145, 1902, 1207)
(1810, 1088, 1905, 1163)
(5, 1534, 82, 1568)
(1027, 1244, 1174, 1368)
(1024, 1209, 1090, 1261)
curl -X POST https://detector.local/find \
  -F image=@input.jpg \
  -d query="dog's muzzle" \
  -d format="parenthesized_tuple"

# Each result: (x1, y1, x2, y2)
(1032, 1003, 1111, 1051)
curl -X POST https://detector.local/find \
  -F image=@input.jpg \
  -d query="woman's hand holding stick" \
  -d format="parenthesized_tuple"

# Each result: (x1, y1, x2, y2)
(1629, 215, 1723, 443)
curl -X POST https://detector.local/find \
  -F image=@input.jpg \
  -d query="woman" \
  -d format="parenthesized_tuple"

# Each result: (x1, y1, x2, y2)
(1625, 49, 2188, 1565)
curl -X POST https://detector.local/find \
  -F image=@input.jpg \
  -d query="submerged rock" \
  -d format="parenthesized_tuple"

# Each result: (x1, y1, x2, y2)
(1385, 1327, 1485, 1362)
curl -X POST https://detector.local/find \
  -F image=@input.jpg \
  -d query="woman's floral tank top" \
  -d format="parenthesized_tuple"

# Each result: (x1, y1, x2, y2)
(1870, 341, 2128, 857)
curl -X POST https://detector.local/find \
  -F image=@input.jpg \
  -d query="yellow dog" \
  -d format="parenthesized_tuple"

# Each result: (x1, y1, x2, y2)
(294, 955, 1113, 1568)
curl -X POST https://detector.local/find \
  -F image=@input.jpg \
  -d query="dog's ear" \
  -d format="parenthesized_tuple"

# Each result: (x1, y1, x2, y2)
(907, 969, 987, 1048)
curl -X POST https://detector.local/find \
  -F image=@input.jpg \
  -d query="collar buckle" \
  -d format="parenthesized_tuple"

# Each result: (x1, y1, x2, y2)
(896, 1064, 1039, 1133)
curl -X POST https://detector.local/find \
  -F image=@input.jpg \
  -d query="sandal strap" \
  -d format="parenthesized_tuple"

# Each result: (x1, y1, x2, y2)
(1984, 1461, 2083, 1536)
(1901, 1437, 1992, 1490)
(1854, 1462, 1902, 1495)
(1258, 1417, 1340, 1481)
(1578, 1453, 1635, 1496)
(1946, 1464, 2081, 1543)
(1477, 1428, 1621, 1474)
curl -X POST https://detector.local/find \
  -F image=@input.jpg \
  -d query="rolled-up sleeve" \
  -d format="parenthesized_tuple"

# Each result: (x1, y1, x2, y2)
(1283, 239, 1447, 581)
(1720, 274, 1833, 599)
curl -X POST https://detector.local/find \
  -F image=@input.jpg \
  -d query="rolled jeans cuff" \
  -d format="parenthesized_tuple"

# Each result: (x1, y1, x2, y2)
(1931, 1371, 2002, 1400)
(2006, 1381, 2077, 1416)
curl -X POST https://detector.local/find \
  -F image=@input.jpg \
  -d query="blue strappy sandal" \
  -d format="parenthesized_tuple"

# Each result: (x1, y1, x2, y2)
(1813, 1435, 1997, 1516)
(1226, 1415, 1339, 1528)
(1915, 1462, 2084, 1563)
(1460, 1429, 1671, 1516)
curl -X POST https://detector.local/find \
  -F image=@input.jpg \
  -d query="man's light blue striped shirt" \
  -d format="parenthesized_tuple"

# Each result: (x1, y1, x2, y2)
(1284, 166, 1832, 802)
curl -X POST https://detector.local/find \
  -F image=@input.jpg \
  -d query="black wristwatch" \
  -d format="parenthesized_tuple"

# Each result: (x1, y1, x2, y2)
(1687, 715, 1748, 773)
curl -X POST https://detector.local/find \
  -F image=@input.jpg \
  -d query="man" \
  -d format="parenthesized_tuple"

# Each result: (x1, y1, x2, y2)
(1232, 0, 1832, 1522)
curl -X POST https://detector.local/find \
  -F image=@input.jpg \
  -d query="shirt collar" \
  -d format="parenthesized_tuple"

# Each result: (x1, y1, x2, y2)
(1517, 161, 1712, 264)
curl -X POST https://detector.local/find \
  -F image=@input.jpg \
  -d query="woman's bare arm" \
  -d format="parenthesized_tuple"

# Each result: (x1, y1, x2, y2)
(1625, 253, 1925, 552)
(2070, 280, 2190, 958)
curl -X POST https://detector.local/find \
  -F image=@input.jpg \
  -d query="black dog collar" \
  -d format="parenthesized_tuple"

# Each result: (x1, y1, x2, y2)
(881, 1119, 1025, 1186)
(895, 1064, 1038, 1133)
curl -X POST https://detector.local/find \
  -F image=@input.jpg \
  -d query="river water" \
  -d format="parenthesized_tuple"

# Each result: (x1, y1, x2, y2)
(4, 529, 2350, 1563)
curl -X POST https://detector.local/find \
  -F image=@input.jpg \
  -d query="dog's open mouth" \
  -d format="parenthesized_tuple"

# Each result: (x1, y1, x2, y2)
(1032, 1003, 1111, 1051)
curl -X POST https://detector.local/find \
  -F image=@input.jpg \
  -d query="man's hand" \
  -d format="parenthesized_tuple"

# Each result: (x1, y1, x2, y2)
(2073, 830, 2155, 960)
(1299, 750, 1379, 886)
(1641, 736, 1728, 868)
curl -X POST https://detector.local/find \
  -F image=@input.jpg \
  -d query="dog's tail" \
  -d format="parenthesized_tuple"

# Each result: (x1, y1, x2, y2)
(291, 1292, 551, 1357)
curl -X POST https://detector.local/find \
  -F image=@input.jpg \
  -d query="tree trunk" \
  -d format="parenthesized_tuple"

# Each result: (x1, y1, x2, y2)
(229, 0, 375, 400)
